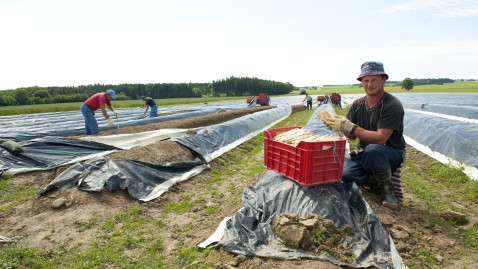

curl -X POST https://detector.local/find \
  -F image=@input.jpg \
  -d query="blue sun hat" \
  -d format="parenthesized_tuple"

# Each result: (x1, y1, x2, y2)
(106, 89, 117, 99)
(357, 61, 389, 81)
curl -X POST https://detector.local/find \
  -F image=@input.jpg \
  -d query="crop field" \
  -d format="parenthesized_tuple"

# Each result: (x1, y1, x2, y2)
(301, 80, 478, 95)
(1, 93, 478, 268)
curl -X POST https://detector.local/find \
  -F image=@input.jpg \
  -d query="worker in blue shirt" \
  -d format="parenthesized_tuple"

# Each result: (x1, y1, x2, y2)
(141, 96, 158, 117)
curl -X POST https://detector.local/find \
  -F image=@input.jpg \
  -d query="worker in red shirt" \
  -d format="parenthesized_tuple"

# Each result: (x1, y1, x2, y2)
(81, 89, 118, 135)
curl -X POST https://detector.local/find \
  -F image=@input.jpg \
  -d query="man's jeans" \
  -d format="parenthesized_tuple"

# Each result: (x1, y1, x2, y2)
(342, 144, 405, 185)
(81, 103, 98, 135)
(150, 104, 158, 117)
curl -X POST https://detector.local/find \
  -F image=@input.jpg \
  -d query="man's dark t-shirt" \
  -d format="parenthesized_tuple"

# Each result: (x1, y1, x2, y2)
(145, 97, 156, 107)
(347, 92, 405, 150)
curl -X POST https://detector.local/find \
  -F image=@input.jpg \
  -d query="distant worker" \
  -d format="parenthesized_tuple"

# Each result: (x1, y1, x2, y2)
(317, 95, 325, 107)
(331, 93, 338, 106)
(322, 61, 405, 209)
(257, 93, 270, 106)
(337, 93, 342, 108)
(303, 93, 313, 110)
(81, 89, 118, 135)
(141, 96, 158, 117)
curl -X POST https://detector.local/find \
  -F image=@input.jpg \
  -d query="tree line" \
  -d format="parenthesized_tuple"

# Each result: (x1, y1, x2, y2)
(0, 77, 295, 106)
(350, 78, 455, 88)
(211, 76, 295, 96)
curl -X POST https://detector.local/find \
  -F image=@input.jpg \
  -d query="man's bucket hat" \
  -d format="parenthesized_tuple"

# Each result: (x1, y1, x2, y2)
(357, 61, 389, 81)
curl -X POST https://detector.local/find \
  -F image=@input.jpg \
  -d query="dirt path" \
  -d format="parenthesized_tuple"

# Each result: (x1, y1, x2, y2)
(1, 104, 477, 268)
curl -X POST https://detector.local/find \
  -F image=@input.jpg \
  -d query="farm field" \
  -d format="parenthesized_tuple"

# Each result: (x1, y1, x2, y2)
(1, 97, 478, 268)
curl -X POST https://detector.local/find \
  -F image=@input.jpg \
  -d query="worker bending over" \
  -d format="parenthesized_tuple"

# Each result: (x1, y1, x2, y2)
(141, 96, 158, 117)
(81, 89, 118, 135)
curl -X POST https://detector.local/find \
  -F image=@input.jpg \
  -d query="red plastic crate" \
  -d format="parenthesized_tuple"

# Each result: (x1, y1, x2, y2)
(264, 126, 346, 186)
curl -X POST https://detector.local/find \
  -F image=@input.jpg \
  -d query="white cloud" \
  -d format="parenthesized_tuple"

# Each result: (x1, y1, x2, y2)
(380, 0, 478, 17)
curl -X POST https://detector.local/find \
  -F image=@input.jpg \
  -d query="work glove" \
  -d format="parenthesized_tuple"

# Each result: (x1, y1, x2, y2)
(107, 118, 114, 126)
(114, 111, 118, 118)
(323, 115, 356, 134)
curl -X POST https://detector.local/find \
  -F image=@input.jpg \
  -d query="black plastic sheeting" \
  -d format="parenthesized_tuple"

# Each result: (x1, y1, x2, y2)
(35, 105, 292, 200)
(0, 100, 294, 176)
(39, 157, 206, 201)
(221, 170, 400, 269)
(0, 136, 120, 176)
(171, 106, 292, 162)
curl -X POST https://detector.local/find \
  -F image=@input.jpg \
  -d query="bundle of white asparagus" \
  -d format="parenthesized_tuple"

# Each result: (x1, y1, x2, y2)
(316, 110, 345, 137)
(317, 110, 333, 121)
(273, 128, 338, 147)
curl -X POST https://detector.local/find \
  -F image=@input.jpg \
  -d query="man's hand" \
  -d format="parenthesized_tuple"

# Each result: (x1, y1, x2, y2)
(113, 111, 118, 118)
(107, 118, 114, 126)
(323, 115, 355, 134)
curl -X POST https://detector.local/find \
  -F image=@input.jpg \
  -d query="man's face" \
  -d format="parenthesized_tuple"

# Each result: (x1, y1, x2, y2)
(361, 75, 385, 96)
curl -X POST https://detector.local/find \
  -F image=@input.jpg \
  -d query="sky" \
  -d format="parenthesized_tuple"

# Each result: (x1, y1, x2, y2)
(0, 0, 477, 90)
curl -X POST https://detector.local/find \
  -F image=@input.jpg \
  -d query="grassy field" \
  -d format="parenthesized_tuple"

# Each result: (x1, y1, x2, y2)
(298, 80, 478, 95)
(1, 81, 477, 116)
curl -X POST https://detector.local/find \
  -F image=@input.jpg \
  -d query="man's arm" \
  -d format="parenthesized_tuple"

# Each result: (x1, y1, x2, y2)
(101, 105, 109, 119)
(351, 127, 393, 144)
(144, 106, 149, 115)
(102, 105, 115, 126)
(107, 104, 118, 117)
(323, 115, 394, 144)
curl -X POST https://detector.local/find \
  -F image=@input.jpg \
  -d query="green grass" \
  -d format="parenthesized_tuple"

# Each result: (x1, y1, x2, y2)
(0, 207, 168, 269)
(294, 80, 478, 95)
(402, 156, 478, 263)
(403, 159, 477, 213)
(163, 199, 194, 215)
(169, 243, 216, 269)
(0, 179, 41, 211)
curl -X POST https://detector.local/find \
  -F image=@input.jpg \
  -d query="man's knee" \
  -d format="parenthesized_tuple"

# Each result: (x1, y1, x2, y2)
(342, 169, 368, 185)
(342, 170, 354, 183)
(364, 144, 383, 156)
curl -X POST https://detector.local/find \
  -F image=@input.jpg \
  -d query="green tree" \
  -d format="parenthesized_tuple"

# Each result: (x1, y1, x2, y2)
(33, 90, 50, 99)
(0, 94, 16, 106)
(402, 78, 414, 90)
(14, 89, 31, 105)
